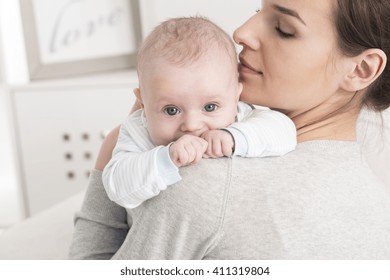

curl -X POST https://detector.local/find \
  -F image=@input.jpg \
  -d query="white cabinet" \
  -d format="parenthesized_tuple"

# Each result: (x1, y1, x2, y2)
(9, 70, 138, 216)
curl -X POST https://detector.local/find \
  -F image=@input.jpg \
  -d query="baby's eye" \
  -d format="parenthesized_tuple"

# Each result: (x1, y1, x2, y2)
(203, 103, 218, 112)
(164, 106, 180, 116)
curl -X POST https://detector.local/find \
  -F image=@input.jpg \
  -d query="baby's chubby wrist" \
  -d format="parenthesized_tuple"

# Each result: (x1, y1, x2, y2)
(222, 127, 248, 156)
(219, 128, 236, 154)
(156, 145, 181, 185)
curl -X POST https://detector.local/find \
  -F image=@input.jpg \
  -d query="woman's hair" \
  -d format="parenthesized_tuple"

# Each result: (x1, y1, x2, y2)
(334, 0, 390, 112)
(137, 16, 237, 79)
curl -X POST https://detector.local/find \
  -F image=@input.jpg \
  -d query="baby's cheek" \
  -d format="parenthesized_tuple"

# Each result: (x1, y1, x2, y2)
(149, 127, 174, 146)
(215, 117, 236, 129)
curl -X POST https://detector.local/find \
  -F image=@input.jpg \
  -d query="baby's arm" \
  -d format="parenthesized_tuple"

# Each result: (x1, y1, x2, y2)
(102, 114, 181, 209)
(225, 103, 297, 157)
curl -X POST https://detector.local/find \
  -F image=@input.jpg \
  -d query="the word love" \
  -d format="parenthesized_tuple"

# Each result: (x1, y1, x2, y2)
(49, 0, 124, 54)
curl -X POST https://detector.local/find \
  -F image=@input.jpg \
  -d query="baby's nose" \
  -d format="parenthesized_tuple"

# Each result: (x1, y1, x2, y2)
(181, 116, 204, 132)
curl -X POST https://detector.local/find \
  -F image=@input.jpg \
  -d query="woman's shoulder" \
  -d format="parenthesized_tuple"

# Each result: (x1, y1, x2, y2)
(231, 140, 383, 187)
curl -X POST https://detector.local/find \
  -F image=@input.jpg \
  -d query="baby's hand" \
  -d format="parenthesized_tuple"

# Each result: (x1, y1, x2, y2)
(169, 135, 208, 167)
(201, 129, 234, 158)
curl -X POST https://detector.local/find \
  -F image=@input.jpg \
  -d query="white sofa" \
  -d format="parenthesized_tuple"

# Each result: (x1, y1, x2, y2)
(0, 191, 84, 260)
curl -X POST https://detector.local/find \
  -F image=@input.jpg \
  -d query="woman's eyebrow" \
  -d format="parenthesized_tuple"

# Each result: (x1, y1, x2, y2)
(272, 4, 306, 25)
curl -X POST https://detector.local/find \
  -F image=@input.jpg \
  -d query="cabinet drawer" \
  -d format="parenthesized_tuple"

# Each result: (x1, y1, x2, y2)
(12, 83, 136, 215)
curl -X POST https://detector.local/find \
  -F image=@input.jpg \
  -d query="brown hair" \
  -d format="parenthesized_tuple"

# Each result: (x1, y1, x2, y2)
(137, 16, 237, 81)
(334, 0, 390, 111)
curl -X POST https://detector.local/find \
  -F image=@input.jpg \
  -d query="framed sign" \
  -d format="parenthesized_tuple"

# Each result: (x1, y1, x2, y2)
(20, 0, 142, 80)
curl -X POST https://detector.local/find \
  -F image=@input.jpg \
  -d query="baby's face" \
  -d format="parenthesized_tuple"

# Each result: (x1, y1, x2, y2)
(138, 53, 242, 146)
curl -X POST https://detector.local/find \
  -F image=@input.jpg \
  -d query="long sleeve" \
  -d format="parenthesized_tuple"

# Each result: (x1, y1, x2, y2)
(226, 102, 297, 157)
(68, 169, 129, 259)
(102, 110, 181, 208)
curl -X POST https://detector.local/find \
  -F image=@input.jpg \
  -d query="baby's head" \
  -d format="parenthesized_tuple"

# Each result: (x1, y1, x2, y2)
(134, 17, 243, 146)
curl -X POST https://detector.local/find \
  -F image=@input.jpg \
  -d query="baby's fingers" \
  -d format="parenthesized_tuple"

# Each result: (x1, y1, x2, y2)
(172, 136, 208, 166)
(206, 138, 223, 158)
(187, 138, 208, 164)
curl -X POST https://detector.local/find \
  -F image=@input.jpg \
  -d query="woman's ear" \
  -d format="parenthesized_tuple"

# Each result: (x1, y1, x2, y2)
(133, 88, 144, 108)
(341, 48, 387, 92)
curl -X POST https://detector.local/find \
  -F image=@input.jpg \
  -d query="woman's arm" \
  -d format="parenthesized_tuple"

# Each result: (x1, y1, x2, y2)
(69, 108, 137, 259)
(68, 169, 129, 259)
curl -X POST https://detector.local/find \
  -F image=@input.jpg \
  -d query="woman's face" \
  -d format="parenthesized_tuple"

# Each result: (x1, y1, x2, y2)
(234, 0, 347, 117)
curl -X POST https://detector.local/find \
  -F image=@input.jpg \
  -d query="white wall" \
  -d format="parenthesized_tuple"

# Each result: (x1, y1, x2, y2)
(0, 0, 31, 226)
(139, 0, 259, 39)
(0, 87, 24, 226)
(0, 0, 29, 85)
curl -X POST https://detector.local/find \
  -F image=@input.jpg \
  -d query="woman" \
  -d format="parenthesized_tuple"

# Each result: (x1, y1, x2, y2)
(69, 0, 390, 259)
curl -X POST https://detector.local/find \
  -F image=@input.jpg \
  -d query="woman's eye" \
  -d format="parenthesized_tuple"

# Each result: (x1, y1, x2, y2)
(203, 104, 217, 112)
(275, 25, 295, 38)
(164, 107, 180, 116)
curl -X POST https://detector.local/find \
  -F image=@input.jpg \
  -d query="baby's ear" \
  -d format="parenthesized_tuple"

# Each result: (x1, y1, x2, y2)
(237, 82, 243, 100)
(133, 88, 144, 108)
(341, 48, 387, 92)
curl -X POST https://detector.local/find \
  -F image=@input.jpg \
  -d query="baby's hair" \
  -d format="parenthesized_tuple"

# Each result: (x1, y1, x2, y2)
(137, 16, 237, 79)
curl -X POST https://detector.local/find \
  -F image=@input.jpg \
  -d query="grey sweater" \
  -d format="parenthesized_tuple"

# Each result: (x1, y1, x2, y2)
(69, 140, 390, 259)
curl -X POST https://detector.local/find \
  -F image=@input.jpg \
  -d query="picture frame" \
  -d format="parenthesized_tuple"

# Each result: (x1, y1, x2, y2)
(19, 0, 142, 80)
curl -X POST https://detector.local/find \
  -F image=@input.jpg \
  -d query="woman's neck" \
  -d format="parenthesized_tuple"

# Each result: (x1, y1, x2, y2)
(284, 89, 364, 143)
(293, 111, 359, 143)
(288, 99, 362, 143)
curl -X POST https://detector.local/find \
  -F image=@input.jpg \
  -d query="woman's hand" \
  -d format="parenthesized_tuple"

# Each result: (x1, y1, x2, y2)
(95, 125, 120, 171)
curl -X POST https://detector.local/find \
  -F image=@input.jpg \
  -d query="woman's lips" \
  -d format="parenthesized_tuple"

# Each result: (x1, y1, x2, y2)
(238, 57, 263, 75)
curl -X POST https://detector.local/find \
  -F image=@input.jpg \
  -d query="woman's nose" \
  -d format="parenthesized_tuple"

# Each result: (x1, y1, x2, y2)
(233, 16, 261, 50)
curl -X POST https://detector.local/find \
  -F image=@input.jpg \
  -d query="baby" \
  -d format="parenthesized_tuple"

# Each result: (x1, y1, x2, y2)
(102, 17, 296, 208)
